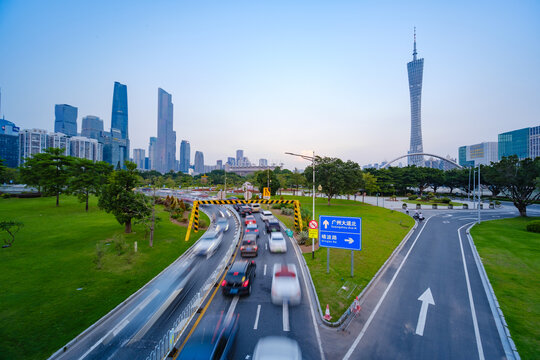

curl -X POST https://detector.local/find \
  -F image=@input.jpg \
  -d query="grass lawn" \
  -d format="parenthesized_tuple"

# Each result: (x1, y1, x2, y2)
(471, 217, 540, 359)
(0, 195, 208, 360)
(269, 196, 414, 318)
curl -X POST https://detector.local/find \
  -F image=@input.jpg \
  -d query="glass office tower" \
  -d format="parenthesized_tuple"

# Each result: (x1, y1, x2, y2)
(407, 29, 424, 166)
(180, 140, 190, 173)
(111, 82, 128, 140)
(54, 104, 78, 136)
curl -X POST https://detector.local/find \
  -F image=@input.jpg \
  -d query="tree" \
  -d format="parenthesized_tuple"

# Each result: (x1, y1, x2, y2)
(305, 157, 345, 205)
(255, 169, 281, 196)
(363, 172, 379, 196)
(426, 168, 445, 194)
(342, 160, 363, 200)
(0, 159, 6, 183)
(290, 168, 306, 196)
(444, 169, 463, 195)
(68, 159, 113, 211)
(489, 156, 540, 216)
(480, 164, 504, 198)
(98, 161, 151, 233)
(0, 220, 24, 247)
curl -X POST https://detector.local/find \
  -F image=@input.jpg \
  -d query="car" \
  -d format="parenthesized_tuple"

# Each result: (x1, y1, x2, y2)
(252, 336, 302, 360)
(216, 217, 229, 232)
(241, 234, 258, 257)
(193, 230, 224, 257)
(222, 259, 257, 296)
(260, 210, 273, 222)
(233, 202, 243, 212)
(265, 218, 281, 233)
(250, 203, 261, 213)
(178, 313, 239, 360)
(244, 215, 256, 225)
(239, 206, 252, 217)
(244, 223, 259, 237)
(268, 232, 286, 253)
(271, 264, 301, 306)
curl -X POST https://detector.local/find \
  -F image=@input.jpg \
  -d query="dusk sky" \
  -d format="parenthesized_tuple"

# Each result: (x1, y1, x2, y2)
(1, 0, 539, 170)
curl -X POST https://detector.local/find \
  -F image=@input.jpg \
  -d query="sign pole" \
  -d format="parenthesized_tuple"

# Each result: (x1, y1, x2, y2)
(327, 248, 330, 274)
(351, 251, 354, 277)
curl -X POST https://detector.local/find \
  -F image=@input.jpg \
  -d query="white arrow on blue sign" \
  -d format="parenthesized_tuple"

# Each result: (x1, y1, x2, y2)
(318, 215, 362, 250)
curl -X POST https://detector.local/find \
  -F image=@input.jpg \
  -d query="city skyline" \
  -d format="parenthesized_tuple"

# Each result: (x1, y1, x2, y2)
(1, 1, 539, 169)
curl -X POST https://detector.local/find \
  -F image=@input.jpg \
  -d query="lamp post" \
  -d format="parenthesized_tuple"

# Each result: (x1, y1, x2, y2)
(285, 151, 316, 259)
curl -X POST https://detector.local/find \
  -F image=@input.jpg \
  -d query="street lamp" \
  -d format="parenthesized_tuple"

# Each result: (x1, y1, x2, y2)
(285, 151, 316, 259)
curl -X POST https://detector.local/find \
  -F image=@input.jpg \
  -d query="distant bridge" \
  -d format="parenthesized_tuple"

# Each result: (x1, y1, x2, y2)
(381, 152, 462, 169)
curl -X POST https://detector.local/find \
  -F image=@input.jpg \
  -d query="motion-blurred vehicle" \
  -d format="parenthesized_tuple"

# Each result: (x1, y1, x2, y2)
(252, 336, 302, 360)
(239, 206, 252, 217)
(193, 230, 224, 257)
(250, 203, 261, 213)
(260, 210, 273, 222)
(240, 234, 258, 257)
(271, 264, 301, 306)
(244, 215, 256, 225)
(244, 223, 259, 237)
(265, 218, 280, 233)
(268, 232, 286, 253)
(178, 313, 239, 360)
(216, 218, 229, 232)
(222, 259, 256, 296)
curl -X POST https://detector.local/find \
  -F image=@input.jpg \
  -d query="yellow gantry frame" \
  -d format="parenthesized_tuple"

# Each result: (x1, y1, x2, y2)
(185, 199, 302, 241)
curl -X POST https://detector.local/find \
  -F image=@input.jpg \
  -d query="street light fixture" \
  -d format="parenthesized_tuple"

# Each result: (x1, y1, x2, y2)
(285, 151, 317, 259)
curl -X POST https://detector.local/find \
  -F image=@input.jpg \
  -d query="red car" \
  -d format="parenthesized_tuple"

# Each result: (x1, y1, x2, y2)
(245, 215, 256, 226)
(245, 223, 259, 238)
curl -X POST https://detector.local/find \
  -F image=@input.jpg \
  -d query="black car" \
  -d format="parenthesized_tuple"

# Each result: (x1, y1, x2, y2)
(221, 259, 256, 296)
(233, 203, 242, 212)
(265, 218, 281, 232)
(239, 206, 252, 217)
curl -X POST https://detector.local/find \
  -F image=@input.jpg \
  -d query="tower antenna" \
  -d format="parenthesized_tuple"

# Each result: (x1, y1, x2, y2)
(413, 27, 417, 60)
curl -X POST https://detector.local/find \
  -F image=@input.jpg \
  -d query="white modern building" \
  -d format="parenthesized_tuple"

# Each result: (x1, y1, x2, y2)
(459, 141, 498, 167)
(70, 136, 103, 162)
(133, 148, 146, 170)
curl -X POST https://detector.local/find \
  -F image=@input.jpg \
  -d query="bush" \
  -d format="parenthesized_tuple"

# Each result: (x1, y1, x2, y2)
(16, 192, 41, 198)
(408, 195, 418, 200)
(199, 219, 208, 229)
(281, 208, 294, 216)
(440, 197, 451, 204)
(526, 220, 540, 233)
(271, 204, 282, 209)
(113, 234, 129, 255)
(1, 193, 11, 199)
(94, 242, 105, 269)
(297, 230, 309, 245)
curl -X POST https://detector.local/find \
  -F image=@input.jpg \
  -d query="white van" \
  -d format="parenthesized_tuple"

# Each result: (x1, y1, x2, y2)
(250, 203, 261, 213)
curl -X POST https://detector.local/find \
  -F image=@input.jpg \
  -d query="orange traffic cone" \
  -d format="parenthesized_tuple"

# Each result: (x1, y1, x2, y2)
(324, 304, 332, 320)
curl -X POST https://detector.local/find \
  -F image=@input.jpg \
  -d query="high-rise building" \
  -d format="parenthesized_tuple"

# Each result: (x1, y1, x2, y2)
(0, 118, 20, 168)
(156, 88, 176, 173)
(529, 126, 540, 159)
(47, 132, 71, 155)
(133, 148, 145, 170)
(216, 160, 223, 170)
(194, 151, 204, 174)
(498, 125, 540, 160)
(149, 137, 157, 170)
(227, 157, 236, 166)
(180, 140, 190, 173)
(81, 116, 104, 140)
(407, 29, 424, 167)
(111, 82, 128, 140)
(236, 150, 244, 166)
(70, 136, 102, 162)
(54, 104, 78, 136)
(458, 142, 498, 167)
(259, 158, 268, 167)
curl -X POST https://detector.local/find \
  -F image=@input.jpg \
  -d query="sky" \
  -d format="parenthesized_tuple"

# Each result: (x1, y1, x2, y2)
(1, 0, 539, 170)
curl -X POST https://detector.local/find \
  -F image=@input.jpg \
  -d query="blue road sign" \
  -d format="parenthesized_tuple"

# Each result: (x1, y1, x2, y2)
(318, 215, 362, 250)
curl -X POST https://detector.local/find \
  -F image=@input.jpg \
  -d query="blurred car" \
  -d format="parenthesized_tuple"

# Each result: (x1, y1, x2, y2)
(265, 218, 280, 233)
(179, 313, 239, 360)
(222, 259, 256, 296)
(194, 230, 224, 257)
(268, 232, 286, 253)
(271, 264, 301, 306)
(216, 218, 229, 232)
(239, 206, 252, 217)
(241, 234, 258, 257)
(244, 223, 259, 237)
(260, 210, 273, 222)
(252, 336, 302, 360)
(250, 203, 261, 213)
(244, 215, 256, 225)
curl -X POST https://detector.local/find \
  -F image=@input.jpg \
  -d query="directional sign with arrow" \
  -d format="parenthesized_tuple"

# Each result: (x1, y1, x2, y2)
(318, 215, 362, 250)
(415, 288, 435, 336)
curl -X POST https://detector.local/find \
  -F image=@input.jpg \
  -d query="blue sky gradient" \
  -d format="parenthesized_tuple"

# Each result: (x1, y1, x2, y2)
(1, 0, 539, 169)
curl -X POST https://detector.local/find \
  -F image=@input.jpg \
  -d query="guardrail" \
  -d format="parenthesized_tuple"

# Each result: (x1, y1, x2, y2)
(145, 205, 241, 360)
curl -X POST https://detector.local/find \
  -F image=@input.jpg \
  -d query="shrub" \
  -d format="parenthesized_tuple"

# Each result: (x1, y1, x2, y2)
(94, 242, 105, 269)
(297, 230, 309, 245)
(199, 219, 208, 229)
(281, 208, 294, 216)
(494, 200, 501, 206)
(271, 204, 282, 209)
(16, 192, 41, 198)
(113, 234, 128, 255)
(408, 195, 418, 200)
(526, 220, 540, 233)
(440, 197, 451, 204)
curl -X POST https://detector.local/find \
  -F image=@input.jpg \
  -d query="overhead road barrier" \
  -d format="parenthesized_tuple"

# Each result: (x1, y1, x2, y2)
(185, 199, 303, 241)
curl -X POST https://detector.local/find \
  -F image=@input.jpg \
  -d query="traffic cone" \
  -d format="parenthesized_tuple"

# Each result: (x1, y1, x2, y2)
(324, 304, 332, 320)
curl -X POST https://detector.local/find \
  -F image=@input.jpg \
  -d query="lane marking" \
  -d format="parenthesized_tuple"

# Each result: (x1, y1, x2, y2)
(283, 301, 290, 332)
(265, 244, 268, 251)
(254, 304, 261, 330)
(263, 264, 267, 276)
(225, 296, 240, 323)
(343, 217, 432, 360)
(458, 223, 485, 360)
(415, 288, 435, 336)
(79, 289, 160, 359)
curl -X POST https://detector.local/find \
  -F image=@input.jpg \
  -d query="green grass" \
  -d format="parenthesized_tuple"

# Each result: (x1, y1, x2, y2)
(0, 195, 208, 360)
(271, 196, 414, 317)
(471, 217, 540, 359)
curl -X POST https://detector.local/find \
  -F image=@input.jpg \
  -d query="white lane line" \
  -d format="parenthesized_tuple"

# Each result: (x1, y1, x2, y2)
(254, 304, 261, 330)
(79, 289, 160, 359)
(458, 223, 485, 360)
(343, 217, 432, 360)
(263, 264, 267, 276)
(112, 319, 130, 337)
(219, 210, 224, 217)
(283, 301, 290, 331)
(265, 244, 268, 251)
(225, 295, 240, 322)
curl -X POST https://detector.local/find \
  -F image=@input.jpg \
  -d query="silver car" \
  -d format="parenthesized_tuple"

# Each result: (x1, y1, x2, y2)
(252, 336, 302, 360)
(216, 218, 229, 232)
(194, 230, 223, 257)
(268, 232, 286, 253)
(271, 263, 301, 306)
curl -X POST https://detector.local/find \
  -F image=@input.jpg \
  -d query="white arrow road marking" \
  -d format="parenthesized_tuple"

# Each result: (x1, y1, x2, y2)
(253, 304, 261, 330)
(415, 288, 435, 336)
(323, 220, 329, 229)
(283, 301, 290, 331)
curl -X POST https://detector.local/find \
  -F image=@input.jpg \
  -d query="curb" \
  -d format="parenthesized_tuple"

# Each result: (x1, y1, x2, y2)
(466, 224, 520, 360)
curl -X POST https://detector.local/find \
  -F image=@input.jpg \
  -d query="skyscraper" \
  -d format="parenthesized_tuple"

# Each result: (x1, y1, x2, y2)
(407, 28, 424, 166)
(149, 137, 157, 170)
(54, 104, 78, 136)
(236, 150, 244, 166)
(133, 148, 146, 170)
(180, 140, 190, 173)
(194, 151, 204, 174)
(111, 82, 128, 140)
(81, 115, 104, 140)
(156, 88, 176, 173)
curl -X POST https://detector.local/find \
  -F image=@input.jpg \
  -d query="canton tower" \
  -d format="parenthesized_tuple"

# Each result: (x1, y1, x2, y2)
(407, 28, 424, 166)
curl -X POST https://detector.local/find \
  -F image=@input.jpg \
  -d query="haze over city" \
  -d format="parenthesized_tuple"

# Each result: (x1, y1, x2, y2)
(1, 0, 539, 169)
